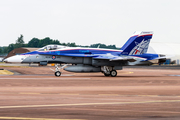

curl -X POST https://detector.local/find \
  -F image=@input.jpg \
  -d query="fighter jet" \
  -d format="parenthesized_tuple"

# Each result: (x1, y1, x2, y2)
(4, 31, 166, 77)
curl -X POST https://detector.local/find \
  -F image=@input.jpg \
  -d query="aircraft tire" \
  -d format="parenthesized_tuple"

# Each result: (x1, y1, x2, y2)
(104, 73, 110, 76)
(110, 70, 117, 77)
(55, 71, 61, 77)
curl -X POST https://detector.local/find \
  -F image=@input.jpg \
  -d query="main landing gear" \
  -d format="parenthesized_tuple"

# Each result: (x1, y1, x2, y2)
(53, 64, 67, 77)
(110, 70, 117, 77)
(102, 66, 117, 77)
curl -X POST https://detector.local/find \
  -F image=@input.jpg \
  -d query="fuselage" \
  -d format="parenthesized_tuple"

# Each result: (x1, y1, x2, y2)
(4, 45, 160, 66)
(3, 31, 167, 77)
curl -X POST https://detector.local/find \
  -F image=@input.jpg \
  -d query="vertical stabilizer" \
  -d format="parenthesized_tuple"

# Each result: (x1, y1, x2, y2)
(120, 31, 153, 55)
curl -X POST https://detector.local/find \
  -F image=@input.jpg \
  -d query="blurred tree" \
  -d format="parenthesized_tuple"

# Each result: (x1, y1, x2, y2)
(1, 35, 120, 54)
(28, 38, 40, 47)
(15, 34, 25, 48)
(16, 34, 24, 44)
(40, 37, 53, 47)
(70, 42, 76, 47)
(0, 47, 2, 54)
(52, 40, 61, 45)
(7, 44, 15, 53)
(2, 47, 8, 54)
(107, 45, 116, 49)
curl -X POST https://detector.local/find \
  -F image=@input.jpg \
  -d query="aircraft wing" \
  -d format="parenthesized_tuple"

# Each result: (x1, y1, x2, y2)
(37, 51, 147, 62)
(93, 54, 146, 62)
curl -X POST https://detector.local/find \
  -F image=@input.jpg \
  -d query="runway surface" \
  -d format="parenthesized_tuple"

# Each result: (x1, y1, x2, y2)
(0, 66, 180, 120)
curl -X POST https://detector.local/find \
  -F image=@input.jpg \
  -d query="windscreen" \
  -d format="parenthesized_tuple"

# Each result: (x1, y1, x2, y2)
(37, 45, 66, 51)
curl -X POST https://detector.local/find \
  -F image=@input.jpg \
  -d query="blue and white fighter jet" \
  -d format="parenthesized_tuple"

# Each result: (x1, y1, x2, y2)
(4, 31, 166, 77)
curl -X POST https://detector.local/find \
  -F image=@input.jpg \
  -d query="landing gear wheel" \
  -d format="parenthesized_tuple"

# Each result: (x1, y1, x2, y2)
(104, 73, 110, 76)
(110, 70, 117, 77)
(55, 71, 61, 77)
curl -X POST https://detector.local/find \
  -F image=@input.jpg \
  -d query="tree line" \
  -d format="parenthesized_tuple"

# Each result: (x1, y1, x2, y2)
(0, 35, 120, 55)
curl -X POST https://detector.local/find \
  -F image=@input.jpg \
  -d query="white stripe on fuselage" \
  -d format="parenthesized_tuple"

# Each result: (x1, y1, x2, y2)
(37, 47, 122, 52)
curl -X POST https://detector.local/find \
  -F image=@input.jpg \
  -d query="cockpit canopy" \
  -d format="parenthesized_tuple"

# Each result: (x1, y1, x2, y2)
(37, 45, 67, 51)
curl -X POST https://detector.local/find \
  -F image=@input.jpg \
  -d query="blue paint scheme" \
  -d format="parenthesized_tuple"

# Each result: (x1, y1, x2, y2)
(120, 35, 138, 51)
(21, 47, 159, 61)
(22, 49, 121, 57)
(120, 34, 152, 55)
(3, 31, 167, 77)
(20, 31, 160, 62)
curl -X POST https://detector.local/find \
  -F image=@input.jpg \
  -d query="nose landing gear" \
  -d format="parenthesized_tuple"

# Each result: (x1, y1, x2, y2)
(51, 64, 67, 77)
(55, 71, 61, 77)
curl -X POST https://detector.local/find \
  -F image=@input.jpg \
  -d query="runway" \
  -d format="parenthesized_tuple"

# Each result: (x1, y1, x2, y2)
(0, 66, 180, 120)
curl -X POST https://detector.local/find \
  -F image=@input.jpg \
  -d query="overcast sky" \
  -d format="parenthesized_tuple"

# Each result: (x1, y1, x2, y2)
(0, 0, 180, 47)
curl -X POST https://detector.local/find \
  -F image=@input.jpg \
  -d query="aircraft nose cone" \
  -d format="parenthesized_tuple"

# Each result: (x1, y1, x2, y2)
(3, 58, 8, 63)
(3, 55, 24, 63)
(3, 58, 12, 63)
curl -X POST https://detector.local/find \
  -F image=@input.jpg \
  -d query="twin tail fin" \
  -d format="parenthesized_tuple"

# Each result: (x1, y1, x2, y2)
(120, 31, 153, 55)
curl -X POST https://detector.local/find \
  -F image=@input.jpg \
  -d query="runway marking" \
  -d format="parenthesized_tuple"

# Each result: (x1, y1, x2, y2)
(0, 117, 85, 120)
(0, 100, 180, 109)
(19, 93, 41, 95)
(119, 71, 134, 74)
(98, 94, 119, 96)
(8, 93, 180, 97)
(0, 78, 91, 80)
(136, 110, 180, 114)
(0, 70, 14, 75)
(59, 93, 80, 95)
(138, 95, 159, 97)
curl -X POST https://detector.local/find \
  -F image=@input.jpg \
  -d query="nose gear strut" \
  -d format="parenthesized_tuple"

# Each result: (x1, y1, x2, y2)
(50, 64, 68, 77)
